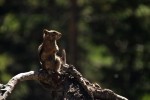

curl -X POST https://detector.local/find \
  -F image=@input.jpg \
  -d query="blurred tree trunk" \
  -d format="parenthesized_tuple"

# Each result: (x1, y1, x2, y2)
(68, 0, 78, 67)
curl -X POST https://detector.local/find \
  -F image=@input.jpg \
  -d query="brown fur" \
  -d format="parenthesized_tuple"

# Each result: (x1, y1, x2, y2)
(38, 29, 62, 74)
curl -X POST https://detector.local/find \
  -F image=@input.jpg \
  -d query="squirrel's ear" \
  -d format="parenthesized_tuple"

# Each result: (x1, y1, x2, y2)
(43, 29, 49, 39)
(43, 29, 48, 38)
(43, 29, 48, 34)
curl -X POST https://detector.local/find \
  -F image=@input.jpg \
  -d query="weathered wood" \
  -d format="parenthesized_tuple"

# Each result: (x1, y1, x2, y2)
(0, 64, 128, 100)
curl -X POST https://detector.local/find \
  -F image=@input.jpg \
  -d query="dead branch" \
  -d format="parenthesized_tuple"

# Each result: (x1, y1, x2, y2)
(0, 71, 39, 100)
(66, 65, 128, 100)
(0, 64, 128, 100)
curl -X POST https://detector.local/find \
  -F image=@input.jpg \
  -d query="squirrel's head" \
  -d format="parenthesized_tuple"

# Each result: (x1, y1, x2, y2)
(43, 29, 62, 40)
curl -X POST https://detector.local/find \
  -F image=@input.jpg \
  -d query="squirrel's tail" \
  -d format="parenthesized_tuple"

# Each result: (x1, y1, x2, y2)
(61, 49, 66, 65)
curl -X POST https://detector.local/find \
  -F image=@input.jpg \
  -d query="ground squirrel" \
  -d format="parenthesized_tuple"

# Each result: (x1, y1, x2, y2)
(38, 29, 62, 74)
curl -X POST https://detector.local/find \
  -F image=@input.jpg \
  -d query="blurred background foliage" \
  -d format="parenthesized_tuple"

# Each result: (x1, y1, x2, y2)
(0, 0, 150, 100)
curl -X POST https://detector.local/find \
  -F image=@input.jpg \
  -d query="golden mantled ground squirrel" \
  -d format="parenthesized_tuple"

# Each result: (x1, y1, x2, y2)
(38, 29, 62, 74)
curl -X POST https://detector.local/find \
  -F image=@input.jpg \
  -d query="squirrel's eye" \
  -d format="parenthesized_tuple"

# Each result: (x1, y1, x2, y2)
(52, 33, 56, 37)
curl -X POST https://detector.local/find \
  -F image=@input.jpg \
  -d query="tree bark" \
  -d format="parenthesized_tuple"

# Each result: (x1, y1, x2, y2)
(68, 0, 78, 66)
(0, 64, 128, 100)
